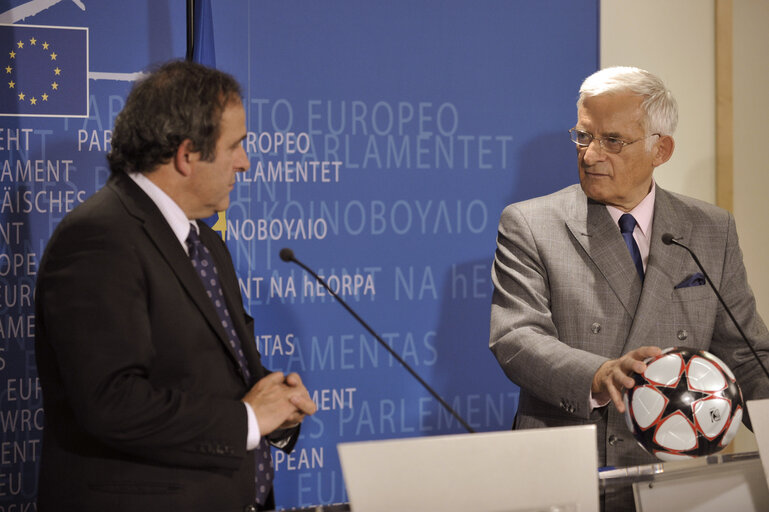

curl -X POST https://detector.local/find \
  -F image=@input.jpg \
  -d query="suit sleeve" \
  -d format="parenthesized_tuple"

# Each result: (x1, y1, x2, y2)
(489, 204, 608, 420)
(36, 217, 249, 471)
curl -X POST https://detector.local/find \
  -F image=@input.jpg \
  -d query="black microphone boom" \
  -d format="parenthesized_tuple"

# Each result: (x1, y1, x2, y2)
(280, 247, 476, 434)
(662, 233, 769, 381)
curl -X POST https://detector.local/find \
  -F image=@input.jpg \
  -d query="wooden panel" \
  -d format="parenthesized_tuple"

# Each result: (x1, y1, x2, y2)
(716, 0, 734, 212)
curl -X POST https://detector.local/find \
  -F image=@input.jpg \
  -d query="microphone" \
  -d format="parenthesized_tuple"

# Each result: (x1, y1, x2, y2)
(280, 247, 476, 434)
(279, 248, 295, 262)
(662, 233, 769, 381)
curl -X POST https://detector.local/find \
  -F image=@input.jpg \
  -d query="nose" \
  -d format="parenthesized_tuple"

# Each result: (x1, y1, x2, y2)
(581, 139, 606, 165)
(235, 143, 249, 172)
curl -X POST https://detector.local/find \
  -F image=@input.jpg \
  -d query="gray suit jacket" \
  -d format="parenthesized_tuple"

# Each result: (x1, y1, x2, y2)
(490, 183, 769, 469)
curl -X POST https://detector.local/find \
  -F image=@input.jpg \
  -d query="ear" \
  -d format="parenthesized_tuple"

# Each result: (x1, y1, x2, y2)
(652, 135, 675, 167)
(174, 139, 197, 177)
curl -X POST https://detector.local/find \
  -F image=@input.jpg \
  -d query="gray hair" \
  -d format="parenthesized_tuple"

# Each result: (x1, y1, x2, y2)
(578, 66, 678, 144)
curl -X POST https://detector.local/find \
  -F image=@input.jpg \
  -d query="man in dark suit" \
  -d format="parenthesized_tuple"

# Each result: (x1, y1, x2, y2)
(490, 66, 769, 510)
(34, 60, 317, 512)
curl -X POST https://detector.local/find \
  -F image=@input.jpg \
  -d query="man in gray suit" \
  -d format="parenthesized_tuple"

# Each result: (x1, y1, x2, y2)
(490, 66, 769, 509)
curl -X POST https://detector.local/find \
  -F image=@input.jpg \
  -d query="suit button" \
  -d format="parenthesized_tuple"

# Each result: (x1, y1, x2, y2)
(608, 435, 623, 446)
(677, 330, 688, 341)
(591, 322, 601, 334)
(244, 505, 257, 512)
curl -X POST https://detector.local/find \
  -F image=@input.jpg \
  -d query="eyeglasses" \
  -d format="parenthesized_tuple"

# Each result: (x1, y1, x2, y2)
(569, 128, 660, 154)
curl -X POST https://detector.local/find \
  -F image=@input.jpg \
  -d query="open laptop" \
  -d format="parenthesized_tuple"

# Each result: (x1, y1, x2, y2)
(338, 425, 599, 512)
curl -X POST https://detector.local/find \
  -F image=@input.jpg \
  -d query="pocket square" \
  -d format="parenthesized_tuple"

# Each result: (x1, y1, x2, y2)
(675, 272, 706, 289)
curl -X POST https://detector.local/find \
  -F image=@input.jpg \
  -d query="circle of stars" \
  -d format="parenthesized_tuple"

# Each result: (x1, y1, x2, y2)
(5, 35, 62, 107)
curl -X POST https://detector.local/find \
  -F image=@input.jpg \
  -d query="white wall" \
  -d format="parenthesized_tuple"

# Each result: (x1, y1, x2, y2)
(601, 0, 769, 453)
(733, 0, 769, 330)
(601, 0, 716, 205)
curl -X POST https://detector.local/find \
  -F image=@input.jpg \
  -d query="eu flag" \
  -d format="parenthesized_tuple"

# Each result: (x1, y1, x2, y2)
(190, 0, 226, 239)
(0, 23, 88, 117)
(192, 0, 215, 68)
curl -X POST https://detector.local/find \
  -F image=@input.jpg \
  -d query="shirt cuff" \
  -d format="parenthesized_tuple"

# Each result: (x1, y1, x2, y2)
(590, 392, 610, 410)
(244, 402, 262, 450)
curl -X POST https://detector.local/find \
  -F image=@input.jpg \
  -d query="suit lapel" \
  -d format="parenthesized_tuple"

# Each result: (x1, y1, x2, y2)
(108, 174, 250, 382)
(623, 188, 693, 352)
(565, 188, 643, 316)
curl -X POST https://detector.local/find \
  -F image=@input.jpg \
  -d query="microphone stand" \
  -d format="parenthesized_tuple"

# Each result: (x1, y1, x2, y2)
(280, 248, 475, 434)
(662, 234, 769, 381)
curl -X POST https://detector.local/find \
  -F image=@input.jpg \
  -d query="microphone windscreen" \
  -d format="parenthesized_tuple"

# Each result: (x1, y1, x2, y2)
(661, 233, 676, 245)
(279, 248, 295, 262)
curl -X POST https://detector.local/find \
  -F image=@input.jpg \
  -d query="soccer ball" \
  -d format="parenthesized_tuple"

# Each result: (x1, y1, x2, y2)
(623, 347, 744, 461)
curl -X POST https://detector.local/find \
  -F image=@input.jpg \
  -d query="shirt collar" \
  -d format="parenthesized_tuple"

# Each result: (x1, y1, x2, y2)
(605, 180, 656, 237)
(127, 171, 194, 251)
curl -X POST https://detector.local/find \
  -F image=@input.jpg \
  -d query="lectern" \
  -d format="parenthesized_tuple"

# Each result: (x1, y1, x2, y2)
(600, 452, 768, 512)
(599, 398, 769, 511)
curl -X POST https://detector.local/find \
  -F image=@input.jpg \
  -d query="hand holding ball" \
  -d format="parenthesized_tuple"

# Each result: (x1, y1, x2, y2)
(623, 347, 744, 461)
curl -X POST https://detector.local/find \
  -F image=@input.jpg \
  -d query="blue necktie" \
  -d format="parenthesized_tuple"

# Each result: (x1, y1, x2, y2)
(186, 227, 274, 505)
(619, 214, 644, 282)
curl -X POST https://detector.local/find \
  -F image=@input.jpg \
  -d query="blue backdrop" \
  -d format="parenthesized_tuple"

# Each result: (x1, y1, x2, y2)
(0, 1, 598, 508)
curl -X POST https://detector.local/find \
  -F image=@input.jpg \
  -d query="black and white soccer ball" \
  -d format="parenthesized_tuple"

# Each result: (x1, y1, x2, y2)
(623, 347, 744, 461)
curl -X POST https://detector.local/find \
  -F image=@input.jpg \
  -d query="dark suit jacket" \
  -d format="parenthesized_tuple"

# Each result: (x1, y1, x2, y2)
(35, 172, 296, 512)
(490, 184, 769, 467)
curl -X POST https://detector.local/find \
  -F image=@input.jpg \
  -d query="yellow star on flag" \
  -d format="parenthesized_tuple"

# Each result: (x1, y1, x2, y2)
(42, 42, 49, 50)
(18, 92, 25, 100)
(9, 50, 15, 58)
(4, 66, 11, 74)
(8, 80, 15, 88)
(42, 93, 48, 101)
(30, 37, 37, 45)
(212, 211, 227, 241)
(30, 97, 37, 105)
(54, 67, 61, 76)
(50, 52, 57, 60)
(16, 40, 23, 49)
(51, 82, 58, 90)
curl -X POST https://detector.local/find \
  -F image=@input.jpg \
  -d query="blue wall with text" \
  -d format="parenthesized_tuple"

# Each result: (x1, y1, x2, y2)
(0, 1, 598, 508)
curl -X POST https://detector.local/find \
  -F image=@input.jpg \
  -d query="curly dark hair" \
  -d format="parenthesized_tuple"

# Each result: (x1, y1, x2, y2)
(107, 60, 242, 174)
